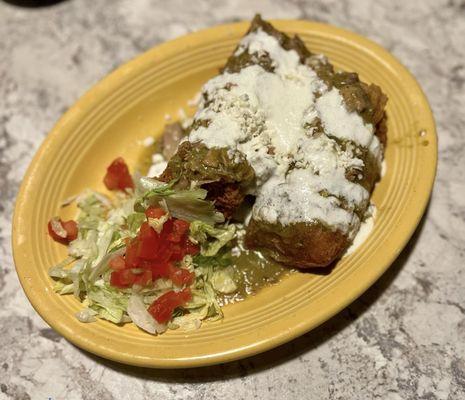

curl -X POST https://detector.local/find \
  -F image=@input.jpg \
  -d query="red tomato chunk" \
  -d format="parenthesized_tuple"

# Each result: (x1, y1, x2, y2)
(47, 218, 78, 244)
(110, 269, 136, 288)
(109, 213, 199, 291)
(148, 288, 192, 324)
(124, 238, 140, 268)
(170, 267, 195, 287)
(137, 222, 160, 260)
(167, 219, 190, 243)
(109, 255, 126, 271)
(133, 270, 152, 286)
(145, 206, 166, 219)
(103, 157, 134, 191)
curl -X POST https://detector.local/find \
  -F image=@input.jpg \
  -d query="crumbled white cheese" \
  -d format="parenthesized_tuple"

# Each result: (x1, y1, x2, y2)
(178, 107, 187, 121)
(187, 92, 201, 107)
(294, 134, 364, 175)
(231, 246, 242, 257)
(141, 136, 155, 147)
(181, 118, 193, 130)
(147, 153, 167, 178)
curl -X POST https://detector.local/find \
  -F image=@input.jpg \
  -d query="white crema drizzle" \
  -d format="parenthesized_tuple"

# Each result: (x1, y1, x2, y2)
(188, 29, 381, 237)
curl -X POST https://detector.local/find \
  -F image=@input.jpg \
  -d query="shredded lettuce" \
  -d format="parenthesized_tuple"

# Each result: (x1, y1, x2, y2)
(185, 249, 236, 323)
(49, 191, 132, 307)
(171, 305, 209, 331)
(75, 308, 98, 323)
(88, 247, 125, 283)
(137, 176, 176, 197)
(193, 250, 232, 278)
(68, 230, 98, 259)
(49, 257, 75, 279)
(75, 191, 109, 230)
(211, 267, 237, 294)
(189, 221, 235, 256)
(52, 280, 74, 295)
(126, 212, 145, 233)
(87, 283, 129, 324)
(48, 175, 240, 334)
(135, 177, 224, 225)
(161, 189, 224, 224)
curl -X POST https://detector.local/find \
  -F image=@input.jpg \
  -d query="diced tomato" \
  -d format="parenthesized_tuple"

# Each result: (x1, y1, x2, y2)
(48, 220, 65, 243)
(148, 288, 192, 324)
(166, 232, 181, 243)
(184, 239, 200, 256)
(139, 221, 155, 240)
(175, 219, 190, 233)
(109, 255, 126, 271)
(140, 261, 193, 286)
(170, 237, 200, 260)
(158, 218, 172, 241)
(133, 270, 152, 286)
(145, 261, 172, 279)
(169, 244, 185, 262)
(103, 157, 134, 191)
(107, 212, 198, 290)
(61, 220, 78, 241)
(170, 267, 195, 287)
(47, 218, 78, 244)
(138, 259, 151, 270)
(125, 238, 140, 268)
(145, 206, 166, 219)
(110, 269, 136, 288)
(137, 222, 160, 260)
(167, 219, 190, 243)
(152, 242, 173, 263)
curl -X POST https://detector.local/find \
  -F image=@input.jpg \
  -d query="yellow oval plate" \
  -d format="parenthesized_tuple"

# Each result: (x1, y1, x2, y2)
(12, 20, 437, 368)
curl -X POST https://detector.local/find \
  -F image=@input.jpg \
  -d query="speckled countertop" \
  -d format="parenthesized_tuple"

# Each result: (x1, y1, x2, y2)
(1, 0, 464, 399)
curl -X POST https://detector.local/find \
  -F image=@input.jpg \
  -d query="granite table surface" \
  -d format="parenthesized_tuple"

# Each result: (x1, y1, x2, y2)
(1, 0, 464, 399)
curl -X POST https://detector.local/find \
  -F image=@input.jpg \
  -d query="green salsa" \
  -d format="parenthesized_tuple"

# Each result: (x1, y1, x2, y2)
(218, 247, 291, 305)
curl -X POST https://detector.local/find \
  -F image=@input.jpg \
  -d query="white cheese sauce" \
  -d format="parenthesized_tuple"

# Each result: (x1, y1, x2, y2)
(253, 171, 363, 234)
(187, 28, 380, 236)
(344, 204, 377, 255)
(381, 159, 387, 177)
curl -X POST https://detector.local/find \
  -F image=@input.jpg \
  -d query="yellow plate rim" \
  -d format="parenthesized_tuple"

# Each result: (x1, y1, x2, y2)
(12, 19, 437, 368)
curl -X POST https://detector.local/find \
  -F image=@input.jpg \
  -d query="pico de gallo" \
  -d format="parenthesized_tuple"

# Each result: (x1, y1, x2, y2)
(47, 157, 238, 334)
